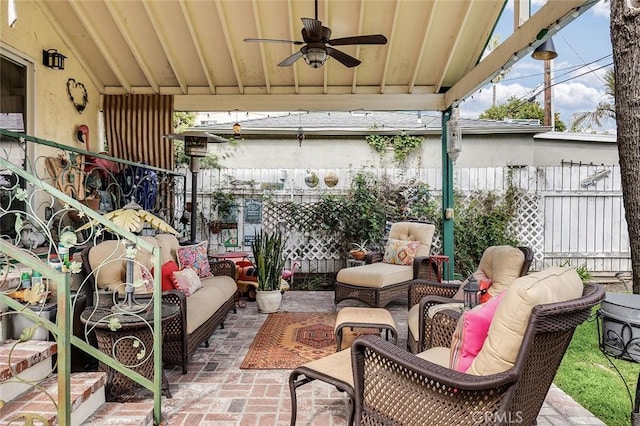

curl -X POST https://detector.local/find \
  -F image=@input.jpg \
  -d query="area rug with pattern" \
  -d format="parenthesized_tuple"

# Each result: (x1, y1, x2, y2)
(240, 311, 373, 369)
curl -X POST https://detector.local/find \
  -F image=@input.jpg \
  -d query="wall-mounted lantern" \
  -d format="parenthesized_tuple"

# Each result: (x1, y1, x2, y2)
(42, 49, 66, 70)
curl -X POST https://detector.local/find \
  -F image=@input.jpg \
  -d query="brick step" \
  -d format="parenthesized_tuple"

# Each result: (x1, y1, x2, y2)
(83, 402, 154, 426)
(0, 371, 107, 426)
(0, 340, 57, 402)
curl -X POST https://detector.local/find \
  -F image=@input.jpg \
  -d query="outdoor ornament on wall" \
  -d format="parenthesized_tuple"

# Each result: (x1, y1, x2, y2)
(304, 171, 319, 188)
(67, 78, 88, 114)
(324, 172, 338, 187)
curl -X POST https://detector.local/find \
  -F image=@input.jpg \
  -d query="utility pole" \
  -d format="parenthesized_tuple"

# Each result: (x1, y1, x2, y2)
(543, 59, 553, 129)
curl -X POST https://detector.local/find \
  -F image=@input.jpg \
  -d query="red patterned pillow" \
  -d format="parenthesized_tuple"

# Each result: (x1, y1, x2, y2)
(177, 241, 212, 278)
(152, 260, 180, 291)
(383, 239, 420, 265)
(171, 268, 202, 297)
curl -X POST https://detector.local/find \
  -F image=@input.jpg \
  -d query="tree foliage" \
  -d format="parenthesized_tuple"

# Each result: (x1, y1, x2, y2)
(480, 96, 566, 131)
(571, 69, 616, 131)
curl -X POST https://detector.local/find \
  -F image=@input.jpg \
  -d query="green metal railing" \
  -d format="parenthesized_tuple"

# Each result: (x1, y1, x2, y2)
(0, 132, 182, 424)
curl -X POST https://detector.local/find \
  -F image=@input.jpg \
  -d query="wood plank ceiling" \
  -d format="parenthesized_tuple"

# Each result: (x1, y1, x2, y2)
(36, 0, 595, 112)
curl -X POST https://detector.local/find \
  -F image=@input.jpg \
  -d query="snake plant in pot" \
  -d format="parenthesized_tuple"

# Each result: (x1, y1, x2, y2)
(251, 229, 288, 313)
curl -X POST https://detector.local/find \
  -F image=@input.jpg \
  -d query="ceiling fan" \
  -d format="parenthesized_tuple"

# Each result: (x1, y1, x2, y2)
(243, 0, 387, 68)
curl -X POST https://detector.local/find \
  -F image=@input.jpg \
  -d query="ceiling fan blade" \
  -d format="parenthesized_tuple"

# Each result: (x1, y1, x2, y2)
(301, 17, 323, 41)
(328, 34, 388, 46)
(244, 38, 304, 45)
(326, 47, 361, 68)
(278, 51, 304, 67)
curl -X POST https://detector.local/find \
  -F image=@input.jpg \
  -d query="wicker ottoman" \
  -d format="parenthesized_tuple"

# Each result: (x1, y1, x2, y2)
(334, 307, 397, 351)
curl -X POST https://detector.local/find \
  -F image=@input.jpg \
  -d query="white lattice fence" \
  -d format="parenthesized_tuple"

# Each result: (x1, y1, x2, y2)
(182, 165, 629, 276)
(512, 193, 544, 271)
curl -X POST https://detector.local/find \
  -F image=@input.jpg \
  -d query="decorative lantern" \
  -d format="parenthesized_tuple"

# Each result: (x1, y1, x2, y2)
(42, 49, 66, 70)
(463, 275, 480, 309)
(447, 117, 462, 162)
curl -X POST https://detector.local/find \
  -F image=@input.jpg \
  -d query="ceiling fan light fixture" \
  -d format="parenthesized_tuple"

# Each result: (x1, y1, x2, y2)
(303, 47, 328, 68)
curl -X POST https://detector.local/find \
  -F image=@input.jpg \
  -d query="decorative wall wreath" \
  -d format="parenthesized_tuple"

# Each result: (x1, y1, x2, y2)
(66, 78, 88, 114)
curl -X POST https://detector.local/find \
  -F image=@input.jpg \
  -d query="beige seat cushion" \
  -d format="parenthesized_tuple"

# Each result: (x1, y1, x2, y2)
(467, 266, 583, 376)
(155, 233, 181, 265)
(337, 262, 413, 288)
(89, 234, 186, 295)
(201, 275, 238, 300)
(487, 245, 526, 296)
(453, 245, 525, 299)
(407, 304, 420, 342)
(88, 240, 125, 292)
(388, 222, 435, 258)
(416, 346, 450, 367)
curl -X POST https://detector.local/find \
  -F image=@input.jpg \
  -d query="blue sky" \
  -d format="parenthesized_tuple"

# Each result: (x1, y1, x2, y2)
(460, 0, 614, 132)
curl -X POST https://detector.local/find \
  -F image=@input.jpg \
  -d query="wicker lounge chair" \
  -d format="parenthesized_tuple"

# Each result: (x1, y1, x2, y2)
(335, 221, 439, 309)
(406, 245, 533, 353)
(351, 272, 604, 426)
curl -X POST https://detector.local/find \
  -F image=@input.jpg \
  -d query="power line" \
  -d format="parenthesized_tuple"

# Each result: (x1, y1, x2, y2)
(478, 62, 613, 122)
(500, 53, 612, 83)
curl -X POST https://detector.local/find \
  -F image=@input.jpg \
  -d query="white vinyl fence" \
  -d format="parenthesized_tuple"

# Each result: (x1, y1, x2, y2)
(178, 164, 629, 275)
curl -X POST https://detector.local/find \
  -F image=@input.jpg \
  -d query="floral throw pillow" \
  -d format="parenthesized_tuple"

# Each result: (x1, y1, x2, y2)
(171, 268, 202, 297)
(177, 240, 212, 278)
(383, 239, 420, 265)
(133, 263, 155, 294)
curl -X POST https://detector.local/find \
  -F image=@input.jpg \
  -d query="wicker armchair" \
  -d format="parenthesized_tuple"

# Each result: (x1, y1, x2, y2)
(352, 281, 605, 426)
(406, 245, 533, 353)
(335, 221, 439, 308)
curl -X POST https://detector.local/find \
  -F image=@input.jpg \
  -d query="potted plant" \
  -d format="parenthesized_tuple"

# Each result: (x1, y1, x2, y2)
(349, 240, 369, 261)
(251, 229, 288, 313)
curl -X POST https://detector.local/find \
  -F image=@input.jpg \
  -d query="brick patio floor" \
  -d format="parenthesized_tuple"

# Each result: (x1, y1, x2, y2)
(159, 291, 605, 426)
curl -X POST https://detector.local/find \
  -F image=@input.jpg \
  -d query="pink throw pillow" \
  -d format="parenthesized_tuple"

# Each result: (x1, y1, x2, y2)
(177, 241, 212, 278)
(449, 291, 506, 372)
(171, 268, 202, 297)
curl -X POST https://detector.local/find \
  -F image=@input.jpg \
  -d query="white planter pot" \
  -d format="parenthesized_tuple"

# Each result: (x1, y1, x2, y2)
(255, 290, 282, 313)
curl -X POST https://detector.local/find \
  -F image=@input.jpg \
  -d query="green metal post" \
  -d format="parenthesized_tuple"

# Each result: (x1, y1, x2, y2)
(57, 272, 71, 426)
(441, 110, 455, 280)
(153, 247, 163, 424)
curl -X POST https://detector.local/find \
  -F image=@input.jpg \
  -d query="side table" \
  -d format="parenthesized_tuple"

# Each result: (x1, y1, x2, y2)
(80, 303, 179, 401)
(429, 254, 450, 282)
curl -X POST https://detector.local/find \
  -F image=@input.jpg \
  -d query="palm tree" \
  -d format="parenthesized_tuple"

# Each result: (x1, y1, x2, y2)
(486, 36, 511, 107)
(571, 69, 616, 130)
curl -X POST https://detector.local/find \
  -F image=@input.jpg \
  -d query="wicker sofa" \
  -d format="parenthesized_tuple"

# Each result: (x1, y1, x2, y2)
(82, 234, 238, 374)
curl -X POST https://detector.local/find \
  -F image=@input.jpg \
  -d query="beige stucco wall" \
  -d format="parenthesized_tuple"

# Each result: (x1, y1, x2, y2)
(1, 0, 101, 153)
